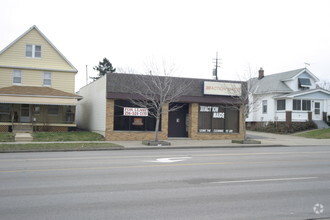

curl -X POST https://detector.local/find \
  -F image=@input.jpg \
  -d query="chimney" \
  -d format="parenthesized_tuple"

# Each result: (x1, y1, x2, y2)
(258, 67, 264, 79)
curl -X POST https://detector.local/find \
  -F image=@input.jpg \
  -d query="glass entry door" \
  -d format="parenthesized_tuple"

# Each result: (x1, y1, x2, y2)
(20, 104, 31, 122)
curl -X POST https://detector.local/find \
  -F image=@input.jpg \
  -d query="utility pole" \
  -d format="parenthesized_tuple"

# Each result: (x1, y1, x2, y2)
(213, 52, 221, 80)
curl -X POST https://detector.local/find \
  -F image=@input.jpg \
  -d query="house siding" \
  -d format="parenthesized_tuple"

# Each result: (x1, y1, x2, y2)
(0, 28, 75, 71)
(0, 67, 75, 93)
(76, 76, 107, 135)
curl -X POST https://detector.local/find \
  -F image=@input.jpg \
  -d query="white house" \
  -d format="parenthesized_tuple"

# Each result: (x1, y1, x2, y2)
(246, 68, 330, 128)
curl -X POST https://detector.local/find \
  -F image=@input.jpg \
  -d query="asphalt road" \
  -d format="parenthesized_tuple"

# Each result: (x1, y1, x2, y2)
(1, 146, 330, 220)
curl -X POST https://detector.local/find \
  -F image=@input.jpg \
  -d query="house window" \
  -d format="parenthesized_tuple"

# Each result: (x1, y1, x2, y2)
(198, 105, 239, 133)
(293, 99, 301, 110)
(26, 44, 41, 58)
(33, 106, 40, 115)
(298, 78, 311, 89)
(293, 99, 311, 111)
(13, 70, 22, 84)
(262, 100, 267, 114)
(302, 100, 311, 111)
(48, 106, 59, 115)
(43, 72, 52, 86)
(114, 100, 159, 131)
(277, 100, 286, 111)
(0, 104, 11, 122)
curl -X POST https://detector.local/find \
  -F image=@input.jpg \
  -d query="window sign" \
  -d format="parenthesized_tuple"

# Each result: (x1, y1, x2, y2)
(198, 104, 239, 133)
(200, 106, 225, 119)
(123, 107, 148, 116)
(114, 100, 159, 132)
(132, 118, 144, 126)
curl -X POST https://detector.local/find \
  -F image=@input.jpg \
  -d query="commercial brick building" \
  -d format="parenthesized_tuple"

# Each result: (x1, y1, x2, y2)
(77, 73, 245, 141)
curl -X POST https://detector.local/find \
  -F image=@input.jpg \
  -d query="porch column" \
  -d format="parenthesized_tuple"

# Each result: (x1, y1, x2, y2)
(308, 111, 312, 122)
(323, 112, 327, 122)
(286, 111, 292, 126)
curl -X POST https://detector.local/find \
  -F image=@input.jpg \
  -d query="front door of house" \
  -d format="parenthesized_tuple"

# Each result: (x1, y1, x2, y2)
(168, 103, 189, 137)
(313, 101, 322, 120)
(20, 104, 30, 122)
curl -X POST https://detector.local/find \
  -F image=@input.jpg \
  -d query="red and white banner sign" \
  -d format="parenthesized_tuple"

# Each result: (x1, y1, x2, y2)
(123, 107, 148, 116)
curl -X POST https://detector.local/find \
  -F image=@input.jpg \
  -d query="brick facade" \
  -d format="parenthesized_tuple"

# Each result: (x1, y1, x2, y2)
(104, 99, 245, 141)
(105, 99, 169, 141)
(188, 103, 244, 140)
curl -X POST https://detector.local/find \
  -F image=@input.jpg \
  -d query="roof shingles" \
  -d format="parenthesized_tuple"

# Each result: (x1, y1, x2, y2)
(0, 86, 81, 98)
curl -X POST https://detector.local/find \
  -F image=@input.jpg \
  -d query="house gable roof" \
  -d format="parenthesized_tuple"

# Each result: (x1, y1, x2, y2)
(0, 25, 77, 73)
(249, 68, 318, 94)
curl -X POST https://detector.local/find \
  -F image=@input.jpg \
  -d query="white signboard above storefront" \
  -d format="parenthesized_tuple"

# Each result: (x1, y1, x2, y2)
(203, 81, 241, 96)
(123, 107, 148, 116)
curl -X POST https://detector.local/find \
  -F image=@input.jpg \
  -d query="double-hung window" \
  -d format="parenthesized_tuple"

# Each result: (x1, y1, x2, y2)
(13, 70, 22, 84)
(26, 44, 41, 58)
(43, 72, 52, 86)
(293, 99, 311, 111)
(276, 100, 286, 111)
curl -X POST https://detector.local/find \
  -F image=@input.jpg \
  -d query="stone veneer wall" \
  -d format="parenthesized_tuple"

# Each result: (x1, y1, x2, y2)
(105, 99, 169, 141)
(188, 103, 245, 140)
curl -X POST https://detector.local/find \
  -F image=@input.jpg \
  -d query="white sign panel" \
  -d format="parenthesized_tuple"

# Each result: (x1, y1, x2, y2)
(204, 81, 241, 96)
(199, 105, 225, 119)
(123, 107, 148, 116)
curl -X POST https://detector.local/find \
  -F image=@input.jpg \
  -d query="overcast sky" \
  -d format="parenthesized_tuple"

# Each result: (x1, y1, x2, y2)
(1, 0, 330, 91)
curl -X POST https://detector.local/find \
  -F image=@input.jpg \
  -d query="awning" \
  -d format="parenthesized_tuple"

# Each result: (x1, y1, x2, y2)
(0, 95, 79, 105)
(298, 78, 312, 87)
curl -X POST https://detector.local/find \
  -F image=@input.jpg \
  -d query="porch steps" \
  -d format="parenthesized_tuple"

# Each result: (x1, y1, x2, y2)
(313, 120, 330, 129)
(15, 133, 33, 142)
(12, 125, 33, 133)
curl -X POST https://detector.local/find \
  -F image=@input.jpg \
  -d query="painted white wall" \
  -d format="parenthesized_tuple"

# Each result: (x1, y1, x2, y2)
(76, 75, 107, 136)
(283, 73, 317, 91)
(247, 94, 277, 122)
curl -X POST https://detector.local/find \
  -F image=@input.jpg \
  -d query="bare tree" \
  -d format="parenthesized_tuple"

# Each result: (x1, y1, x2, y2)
(226, 65, 266, 140)
(317, 80, 330, 91)
(120, 60, 192, 143)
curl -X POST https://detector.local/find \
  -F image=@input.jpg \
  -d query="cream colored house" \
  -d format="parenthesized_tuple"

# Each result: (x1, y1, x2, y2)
(0, 25, 81, 132)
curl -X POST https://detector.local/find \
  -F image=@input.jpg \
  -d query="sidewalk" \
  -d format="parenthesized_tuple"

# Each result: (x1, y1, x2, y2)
(0, 131, 329, 151)
(109, 131, 330, 150)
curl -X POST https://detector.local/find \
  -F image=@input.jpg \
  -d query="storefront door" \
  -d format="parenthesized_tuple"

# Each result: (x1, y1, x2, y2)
(168, 103, 188, 137)
(20, 104, 31, 122)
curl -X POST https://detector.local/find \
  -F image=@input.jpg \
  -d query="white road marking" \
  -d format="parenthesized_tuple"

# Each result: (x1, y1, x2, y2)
(145, 157, 192, 163)
(209, 176, 318, 184)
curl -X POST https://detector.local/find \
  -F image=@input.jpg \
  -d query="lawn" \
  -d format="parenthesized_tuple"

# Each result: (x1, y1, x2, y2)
(295, 128, 330, 139)
(32, 131, 105, 142)
(0, 143, 123, 152)
(0, 133, 15, 142)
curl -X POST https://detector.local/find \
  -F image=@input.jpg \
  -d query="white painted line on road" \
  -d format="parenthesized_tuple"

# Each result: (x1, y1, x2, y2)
(145, 157, 192, 163)
(209, 177, 318, 184)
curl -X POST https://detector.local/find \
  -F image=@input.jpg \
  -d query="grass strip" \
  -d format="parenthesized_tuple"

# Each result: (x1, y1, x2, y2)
(0, 143, 123, 152)
(0, 133, 15, 142)
(33, 132, 105, 142)
(295, 128, 330, 139)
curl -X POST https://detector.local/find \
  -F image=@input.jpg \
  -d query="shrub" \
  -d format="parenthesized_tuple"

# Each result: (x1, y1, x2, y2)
(249, 121, 317, 134)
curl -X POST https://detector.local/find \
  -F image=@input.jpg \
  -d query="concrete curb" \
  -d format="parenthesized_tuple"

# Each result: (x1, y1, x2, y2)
(0, 144, 307, 153)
